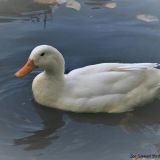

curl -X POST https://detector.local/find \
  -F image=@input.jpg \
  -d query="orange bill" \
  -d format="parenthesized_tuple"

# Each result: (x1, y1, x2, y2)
(15, 59, 37, 77)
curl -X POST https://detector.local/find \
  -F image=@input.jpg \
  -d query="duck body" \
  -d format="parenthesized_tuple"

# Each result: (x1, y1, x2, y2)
(16, 45, 160, 113)
(32, 62, 160, 113)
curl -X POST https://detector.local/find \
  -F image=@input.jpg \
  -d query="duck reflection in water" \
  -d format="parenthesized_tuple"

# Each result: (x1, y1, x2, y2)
(14, 100, 65, 150)
(14, 98, 160, 150)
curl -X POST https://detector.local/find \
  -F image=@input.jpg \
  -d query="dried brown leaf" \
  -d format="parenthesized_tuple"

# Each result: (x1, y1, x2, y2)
(104, 2, 117, 9)
(66, 0, 81, 11)
(136, 14, 159, 22)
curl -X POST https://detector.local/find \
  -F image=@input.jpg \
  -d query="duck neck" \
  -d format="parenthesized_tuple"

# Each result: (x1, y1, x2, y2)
(43, 53, 65, 80)
(44, 63, 65, 80)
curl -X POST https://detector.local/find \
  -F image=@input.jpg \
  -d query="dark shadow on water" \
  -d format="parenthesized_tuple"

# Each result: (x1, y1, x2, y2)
(0, 0, 50, 16)
(14, 98, 160, 150)
(0, 0, 56, 25)
(67, 99, 160, 133)
(14, 101, 65, 150)
(0, 0, 115, 24)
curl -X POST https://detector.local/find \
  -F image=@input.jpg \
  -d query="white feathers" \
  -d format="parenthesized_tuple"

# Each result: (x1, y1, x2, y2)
(30, 45, 160, 113)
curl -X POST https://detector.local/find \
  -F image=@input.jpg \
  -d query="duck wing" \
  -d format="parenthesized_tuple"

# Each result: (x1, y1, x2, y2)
(66, 63, 160, 97)
(64, 63, 160, 113)
(68, 63, 159, 77)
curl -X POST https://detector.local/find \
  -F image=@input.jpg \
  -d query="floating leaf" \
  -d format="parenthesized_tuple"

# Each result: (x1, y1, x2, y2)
(66, 0, 81, 11)
(104, 2, 117, 9)
(136, 14, 159, 22)
(34, 0, 57, 5)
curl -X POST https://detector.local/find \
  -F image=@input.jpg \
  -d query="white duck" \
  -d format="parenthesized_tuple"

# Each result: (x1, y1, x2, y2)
(15, 45, 160, 113)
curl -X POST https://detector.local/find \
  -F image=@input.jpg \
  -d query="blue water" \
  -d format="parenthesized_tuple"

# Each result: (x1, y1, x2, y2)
(1, 0, 160, 159)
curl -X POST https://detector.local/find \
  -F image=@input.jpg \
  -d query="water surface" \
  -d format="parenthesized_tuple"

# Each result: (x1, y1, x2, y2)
(1, 0, 160, 159)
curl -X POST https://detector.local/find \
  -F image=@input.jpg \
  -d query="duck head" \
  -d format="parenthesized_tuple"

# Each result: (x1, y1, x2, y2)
(15, 45, 65, 77)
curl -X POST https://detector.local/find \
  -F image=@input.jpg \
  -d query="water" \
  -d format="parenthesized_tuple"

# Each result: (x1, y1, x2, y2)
(1, 0, 160, 159)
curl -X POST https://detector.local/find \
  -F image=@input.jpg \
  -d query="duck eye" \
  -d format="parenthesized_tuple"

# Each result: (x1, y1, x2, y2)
(40, 52, 45, 56)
